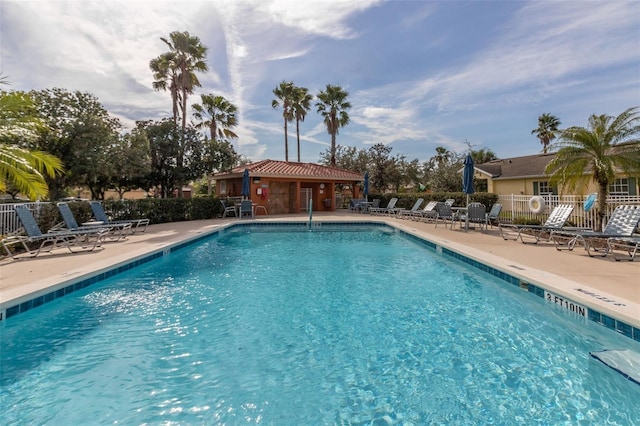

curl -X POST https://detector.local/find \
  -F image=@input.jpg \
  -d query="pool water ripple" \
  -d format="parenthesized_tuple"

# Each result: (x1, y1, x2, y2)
(1, 227, 639, 424)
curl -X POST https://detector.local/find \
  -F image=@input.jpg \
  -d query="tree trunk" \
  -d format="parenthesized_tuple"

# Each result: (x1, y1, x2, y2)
(296, 119, 301, 162)
(597, 182, 608, 232)
(330, 132, 336, 166)
(284, 119, 289, 162)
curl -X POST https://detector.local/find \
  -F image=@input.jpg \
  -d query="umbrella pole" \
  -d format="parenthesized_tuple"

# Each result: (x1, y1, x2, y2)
(465, 194, 470, 232)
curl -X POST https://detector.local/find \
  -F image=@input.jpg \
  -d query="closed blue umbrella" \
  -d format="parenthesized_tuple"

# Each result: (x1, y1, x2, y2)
(241, 168, 250, 199)
(463, 154, 475, 205)
(363, 172, 369, 202)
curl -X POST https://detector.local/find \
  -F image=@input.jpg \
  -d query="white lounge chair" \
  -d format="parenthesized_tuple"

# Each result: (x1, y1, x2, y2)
(499, 204, 582, 244)
(397, 198, 424, 219)
(551, 205, 640, 257)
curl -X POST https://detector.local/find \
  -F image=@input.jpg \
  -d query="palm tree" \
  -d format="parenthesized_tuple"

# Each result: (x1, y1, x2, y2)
(316, 84, 351, 167)
(150, 31, 208, 197)
(545, 107, 640, 230)
(0, 145, 63, 200)
(150, 51, 179, 124)
(192, 94, 238, 142)
(0, 83, 64, 200)
(158, 31, 208, 136)
(272, 81, 295, 162)
(471, 148, 498, 164)
(291, 86, 313, 162)
(532, 113, 561, 154)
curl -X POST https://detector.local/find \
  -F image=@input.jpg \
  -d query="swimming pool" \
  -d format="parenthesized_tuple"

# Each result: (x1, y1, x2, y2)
(1, 223, 639, 424)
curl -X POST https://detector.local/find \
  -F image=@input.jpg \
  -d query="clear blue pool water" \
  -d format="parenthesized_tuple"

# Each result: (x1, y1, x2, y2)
(1, 225, 639, 424)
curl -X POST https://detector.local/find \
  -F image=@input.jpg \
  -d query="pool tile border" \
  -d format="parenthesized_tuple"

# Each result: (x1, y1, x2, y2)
(2, 221, 638, 343)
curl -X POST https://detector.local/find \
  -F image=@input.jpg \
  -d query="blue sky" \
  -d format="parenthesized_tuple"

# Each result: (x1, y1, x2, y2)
(1, 0, 639, 164)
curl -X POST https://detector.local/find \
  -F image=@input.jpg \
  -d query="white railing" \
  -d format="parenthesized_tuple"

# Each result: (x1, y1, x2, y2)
(0, 202, 51, 235)
(3, 195, 640, 235)
(497, 194, 640, 230)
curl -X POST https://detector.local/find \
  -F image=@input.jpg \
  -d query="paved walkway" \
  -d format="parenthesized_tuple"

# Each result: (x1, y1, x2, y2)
(1, 212, 638, 327)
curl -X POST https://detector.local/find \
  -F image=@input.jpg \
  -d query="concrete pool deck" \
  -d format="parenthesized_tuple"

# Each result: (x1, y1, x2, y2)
(1, 211, 638, 329)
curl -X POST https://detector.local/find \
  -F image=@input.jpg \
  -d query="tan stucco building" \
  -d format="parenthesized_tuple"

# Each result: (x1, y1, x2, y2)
(475, 153, 638, 197)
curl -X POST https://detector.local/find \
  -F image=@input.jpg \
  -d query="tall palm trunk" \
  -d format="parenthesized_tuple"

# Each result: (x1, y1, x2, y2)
(284, 119, 289, 162)
(296, 119, 301, 162)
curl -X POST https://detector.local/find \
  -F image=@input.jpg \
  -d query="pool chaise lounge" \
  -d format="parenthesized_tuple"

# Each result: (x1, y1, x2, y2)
(607, 236, 640, 261)
(2, 204, 109, 259)
(90, 201, 150, 233)
(396, 198, 424, 219)
(499, 204, 586, 244)
(551, 204, 640, 257)
(56, 202, 132, 241)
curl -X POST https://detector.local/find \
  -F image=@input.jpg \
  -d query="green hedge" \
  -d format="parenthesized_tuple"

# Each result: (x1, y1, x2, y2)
(100, 197, 221, 224)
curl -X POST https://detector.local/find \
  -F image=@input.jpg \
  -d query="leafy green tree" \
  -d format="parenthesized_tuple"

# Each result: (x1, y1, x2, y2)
(403, 158, 423, 191)
(318, 144, 369, 172)
(272, 81, 295, 162)
(202, 137, 239, 195)
(425, 147, 463, 192)
(143, 119, 181, 198)
(192, 94, 238, 142)
(109, 130, 152, 200)
(369, 143, 394, 193)
(316, 84, 351, 167)
(532, 113, 561, 154)
(29, 88, 121, 200)
(141, 119, 207, 198)
(292, 86, 313, 162)
(545, 107, 640, 230)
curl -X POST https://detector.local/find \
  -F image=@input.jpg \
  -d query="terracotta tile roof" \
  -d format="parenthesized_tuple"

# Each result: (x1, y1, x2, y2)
(475, 153, 556, 179)
(215, 159, 364, 181)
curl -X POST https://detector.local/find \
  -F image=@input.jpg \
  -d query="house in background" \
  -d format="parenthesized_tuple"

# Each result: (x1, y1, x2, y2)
(475, 153, 638, 197)
(213, 160, 365, 215)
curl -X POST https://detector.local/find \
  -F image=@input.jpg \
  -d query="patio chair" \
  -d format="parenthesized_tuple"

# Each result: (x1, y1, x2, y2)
(363, 198, 380, 213)
(220, 200, 237, 218)
(349, 199, 362, 212)
(499, 204, 580, 244)
(411, 200, 438, 222)
(485, 203, 503, 228)
(239, 200, 254, 218)
(456, 203, 487, 232)
(56, 202, 131, 241)
(2, 205, 108, 259)
(370, 197, 398, 215)
(434, 202, 456, 229)
(90, 201, 150, 233)
(396, 198, 424, 219)
(551, 205, 640, 257)
(445, 199, 455, 206)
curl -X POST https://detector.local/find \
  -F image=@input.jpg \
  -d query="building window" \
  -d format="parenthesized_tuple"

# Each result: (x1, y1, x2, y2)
(609, 178, 629, 195)
(220, 180, 227, 194)
(534, 181, 554, 195)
